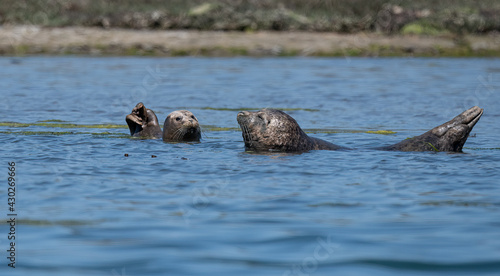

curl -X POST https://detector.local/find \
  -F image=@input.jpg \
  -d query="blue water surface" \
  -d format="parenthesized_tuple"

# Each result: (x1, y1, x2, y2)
(0, 57, 499, 276)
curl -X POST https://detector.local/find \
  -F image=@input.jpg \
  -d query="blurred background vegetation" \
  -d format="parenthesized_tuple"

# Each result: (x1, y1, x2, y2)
(1, 0, 499, 35)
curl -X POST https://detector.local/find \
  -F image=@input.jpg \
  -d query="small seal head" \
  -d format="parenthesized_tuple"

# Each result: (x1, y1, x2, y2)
(383, 106, 483, 152)
(125, 102, 162, 139)
(237, 108, 345, 152)
(163, 110, 201, 142)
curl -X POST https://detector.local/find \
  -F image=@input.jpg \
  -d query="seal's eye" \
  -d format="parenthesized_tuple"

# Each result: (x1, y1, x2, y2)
(257, 114, 271, 125)
(191, 115, 196, 120)
(176, 117, 182, 121)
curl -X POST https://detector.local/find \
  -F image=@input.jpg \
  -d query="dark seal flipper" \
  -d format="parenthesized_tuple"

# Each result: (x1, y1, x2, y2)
(126, 102, 162, 139)
(380, 106, 483, 152)
(126, 102, 147, 136)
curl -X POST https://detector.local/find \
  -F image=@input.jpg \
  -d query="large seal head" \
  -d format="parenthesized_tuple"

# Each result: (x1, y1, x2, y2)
(382, 106, 483, 152)
(125, 102, 162, 139)
(163, 110, 202, 142)
(237, 108, 346, 152)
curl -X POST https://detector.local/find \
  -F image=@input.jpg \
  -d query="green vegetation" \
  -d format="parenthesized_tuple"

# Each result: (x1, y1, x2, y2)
(0, 130, 129, 138)
(1, 121, 396, 136)
(199, 107, 320, 112)
(0, 121, 130, 137)
(201, 126, 240, 132)
(8, 41, 500, 57)
(1, 0, 499, 34)
(365, 130, 396, 135)
(0, 131, 76, 136)
(0, 121, 127, 129)
(427, 142, 439, 152)
(305, 129, 396, 135)
(401, 21, 443, 35)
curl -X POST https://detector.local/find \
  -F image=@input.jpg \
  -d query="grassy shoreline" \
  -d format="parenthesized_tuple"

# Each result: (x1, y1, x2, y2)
(1, 26, 499, 57)
(2, 1, 500, 57)
(2, 0, 500, 35)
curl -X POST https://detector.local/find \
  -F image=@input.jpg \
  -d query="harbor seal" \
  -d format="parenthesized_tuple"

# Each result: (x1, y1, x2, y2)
(236, 107, 483, 153)
(163, 110, 202, 142)
(237, 109, 347, 152)
(380, 106, 483, 152)
(126, 102, 162, 139)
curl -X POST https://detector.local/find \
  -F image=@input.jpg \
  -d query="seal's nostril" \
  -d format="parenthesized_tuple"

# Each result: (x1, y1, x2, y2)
(238, 111, 250, 117)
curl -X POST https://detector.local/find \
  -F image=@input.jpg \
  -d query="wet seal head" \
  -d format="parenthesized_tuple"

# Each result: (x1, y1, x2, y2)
(163, 110, 201, 142)
(381, 106, 483, 152)
(125, 102, 162, 139)
(237, 109, 302, 152)
(237, 108, 346, 152)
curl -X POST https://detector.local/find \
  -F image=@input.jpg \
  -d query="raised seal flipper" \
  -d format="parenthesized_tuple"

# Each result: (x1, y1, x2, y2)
(126, 102, 146, 135)
(380, 106, 483, 152)
(126, 102, 162, 138)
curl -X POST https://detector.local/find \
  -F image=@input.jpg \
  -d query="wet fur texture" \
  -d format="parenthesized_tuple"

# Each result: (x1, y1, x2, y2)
(380, 106, 483, 152)
(163, 110, 201, 142)
(126, 102, 162, 139)
(237, 107, 483, 153)
(237, 109, 346, 152)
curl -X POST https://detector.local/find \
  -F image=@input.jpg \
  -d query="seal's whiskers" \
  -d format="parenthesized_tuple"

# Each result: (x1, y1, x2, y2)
(172, 128, 185, 141)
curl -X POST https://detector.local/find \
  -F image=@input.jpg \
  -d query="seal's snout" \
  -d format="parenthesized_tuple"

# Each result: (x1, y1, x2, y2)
(186, 119, 196, 126)
(237, 111, 251, 118)
(184, 119, 199, 128)
(237, 111, 252, 124)
(463, 106, 483, 128)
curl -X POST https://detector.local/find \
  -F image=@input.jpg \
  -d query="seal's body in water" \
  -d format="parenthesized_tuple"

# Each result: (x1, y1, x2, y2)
(126, 102, 162, 139)
(237, 107, 483, 153)
(163, 110, 201, 142)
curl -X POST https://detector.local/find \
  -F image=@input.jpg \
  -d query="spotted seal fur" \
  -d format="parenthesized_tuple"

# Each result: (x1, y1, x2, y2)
(237, 107, 483, 152)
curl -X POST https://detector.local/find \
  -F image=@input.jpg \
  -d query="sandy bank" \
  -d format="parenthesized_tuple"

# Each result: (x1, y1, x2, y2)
(1, 26, 499, 57)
